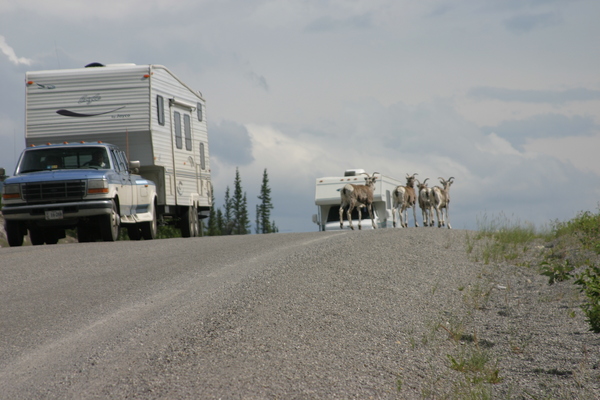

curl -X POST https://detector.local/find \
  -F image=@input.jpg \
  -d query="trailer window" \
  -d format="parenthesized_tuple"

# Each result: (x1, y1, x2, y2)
(157, 95, 165, 126)
(197, 103, 203, 121)
(199, 142, 206, 170)
(184, 114, 192, 151)
(174, 111, 182, 149)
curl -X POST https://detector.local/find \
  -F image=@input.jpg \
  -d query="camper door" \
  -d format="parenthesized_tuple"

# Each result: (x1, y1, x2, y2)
(170, 104, 198, 205)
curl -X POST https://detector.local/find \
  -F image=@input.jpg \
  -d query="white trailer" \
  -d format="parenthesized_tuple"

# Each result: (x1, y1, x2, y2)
(24, 63, 211, 236)
(313, 169, 403, 231)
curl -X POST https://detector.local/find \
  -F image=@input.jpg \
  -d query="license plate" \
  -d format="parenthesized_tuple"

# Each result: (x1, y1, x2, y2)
(45, 210, 63, 220)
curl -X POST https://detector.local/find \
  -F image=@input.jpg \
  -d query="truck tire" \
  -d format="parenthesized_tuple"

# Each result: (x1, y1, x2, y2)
(127, 225, 142, 241)
(77, 222, 94, 242)
(140, 201, 157, 240)
(44, 229, 61, 245)
(180, 205, 198, 238)
(5, 220, 25, 247)
(29, 228, 45, 246)
(99, 200, 120, 242)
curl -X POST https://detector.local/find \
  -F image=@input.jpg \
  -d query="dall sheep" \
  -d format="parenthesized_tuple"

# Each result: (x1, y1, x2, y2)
(416, 178, 435, 227)
(339, 172, 378, 230)
(393, 173, 418, 228)
(432, 177, 454, 229)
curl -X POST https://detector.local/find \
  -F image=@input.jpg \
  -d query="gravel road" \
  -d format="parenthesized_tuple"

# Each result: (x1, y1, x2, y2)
(1, 228, 599, 399)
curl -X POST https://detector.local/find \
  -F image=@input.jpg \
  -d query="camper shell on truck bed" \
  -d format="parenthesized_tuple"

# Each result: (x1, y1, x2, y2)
(313, 169, 403, 231)
(24, 63, 211, 237)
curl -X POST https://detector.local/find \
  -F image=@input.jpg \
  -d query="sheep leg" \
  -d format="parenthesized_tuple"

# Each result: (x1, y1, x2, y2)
(434, 206, 442, 228)
(445, 206, 452, 229)
(339, 205, 345, 229)
(399, 206, 406, 228)
(412, 205, 418, 227)
(346, 207, 354, 230)
(357, 206, 362, 230)
(367, 204, 376, 229)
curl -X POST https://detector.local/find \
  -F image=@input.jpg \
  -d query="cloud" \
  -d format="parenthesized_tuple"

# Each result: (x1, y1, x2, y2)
(208, 120, 254, 167)
(482, 113, 598, 148)
(468, 87, 600, 104)
(503, 12, 561, 34)
(0, 36, 33, 66)
(214, 98, 600, 233)
(304, 12, 374, 33)
(245, 71, 269, 92)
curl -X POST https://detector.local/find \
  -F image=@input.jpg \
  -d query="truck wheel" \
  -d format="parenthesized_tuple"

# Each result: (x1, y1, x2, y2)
(44, 229, 61, 245)
(77, 222, 94, 242)
(140, 202, 157, 240)
(29, 228, 45, 245)
(5, 220, 25, 247)
(127, 225, 142, 240)
(180, 205, 198, 238)
(100, 200, 120, 242)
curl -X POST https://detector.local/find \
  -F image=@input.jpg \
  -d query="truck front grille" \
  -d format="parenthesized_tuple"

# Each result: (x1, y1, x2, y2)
(22, 180, 86, 202)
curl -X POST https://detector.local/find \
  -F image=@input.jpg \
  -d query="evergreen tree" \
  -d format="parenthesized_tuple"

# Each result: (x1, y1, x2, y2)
(257, 168, 277, 233)
(255, 204, 260, 234)
(223, 186, 233, 235)
(206, 184, 221, 236)
(216, 209, 224, 235)
(232, 167, 250, 235)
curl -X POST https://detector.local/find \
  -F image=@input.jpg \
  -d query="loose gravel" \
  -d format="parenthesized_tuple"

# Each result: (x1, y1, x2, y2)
(98, 228, 600, 399)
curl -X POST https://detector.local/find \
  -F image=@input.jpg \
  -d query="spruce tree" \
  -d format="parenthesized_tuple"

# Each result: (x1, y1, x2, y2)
(232, 167, 250, 235)
(216, 209, 224, 235)
(257, 168, 276, 233)
(206, 184, 221, 236)
(255, 204, 261, 234)
(223, 186, 233, 235)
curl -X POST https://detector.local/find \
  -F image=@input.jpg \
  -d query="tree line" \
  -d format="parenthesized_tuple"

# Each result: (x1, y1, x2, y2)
(204, 167, 278, 236)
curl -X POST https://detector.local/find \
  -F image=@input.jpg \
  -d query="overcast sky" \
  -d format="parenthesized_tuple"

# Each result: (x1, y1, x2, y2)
(1, 0, 599, 233)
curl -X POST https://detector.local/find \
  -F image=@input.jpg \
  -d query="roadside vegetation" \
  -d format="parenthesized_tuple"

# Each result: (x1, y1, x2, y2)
(466, 209, 600, 333)
(398, 209, 600, 398)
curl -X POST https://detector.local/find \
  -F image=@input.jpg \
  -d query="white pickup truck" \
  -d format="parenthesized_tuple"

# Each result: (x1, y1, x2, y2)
(313, 169, 404, 231)
(2, 142, 157, 246)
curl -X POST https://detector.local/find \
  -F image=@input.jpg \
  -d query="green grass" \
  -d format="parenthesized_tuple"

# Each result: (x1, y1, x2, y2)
(468, 208, 600, 334)
(466, 213, 550, 264)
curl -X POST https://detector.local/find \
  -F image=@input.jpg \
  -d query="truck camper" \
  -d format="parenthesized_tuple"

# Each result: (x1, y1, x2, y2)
(313, 169, 403, 231)
(2, 63, 211, 245)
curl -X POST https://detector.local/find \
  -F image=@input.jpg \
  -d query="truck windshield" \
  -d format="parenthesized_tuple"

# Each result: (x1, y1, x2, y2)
(326, 206, 375, 222)
(18, 148, 111, 173)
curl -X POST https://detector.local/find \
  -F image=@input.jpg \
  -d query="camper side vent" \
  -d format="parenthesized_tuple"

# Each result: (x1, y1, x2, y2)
(344, 169, 366, 177)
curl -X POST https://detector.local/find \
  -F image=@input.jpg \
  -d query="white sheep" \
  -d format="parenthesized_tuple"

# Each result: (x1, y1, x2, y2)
(393, 173, 418, 228)
(416, 178, 434, 227)
(432, 176, 454, 229)
(339, 172, 378, 230)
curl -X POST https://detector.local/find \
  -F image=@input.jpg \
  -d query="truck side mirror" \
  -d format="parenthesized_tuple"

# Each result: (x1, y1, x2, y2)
(129, 160, 140, 174)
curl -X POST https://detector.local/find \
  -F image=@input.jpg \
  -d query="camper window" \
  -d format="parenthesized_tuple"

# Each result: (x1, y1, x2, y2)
(174, 111, 183, 149)
(184, 114, 192, 151)
(200, 142, 206, 170)
(157, 95, 165, 126)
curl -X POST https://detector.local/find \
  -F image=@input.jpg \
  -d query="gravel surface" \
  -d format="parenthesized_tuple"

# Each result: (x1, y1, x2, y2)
(2, 227, 599, 399)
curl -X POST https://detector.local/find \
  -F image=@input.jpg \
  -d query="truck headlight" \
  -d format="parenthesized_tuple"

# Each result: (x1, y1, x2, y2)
(87, 179, 109, 194)
(2, 184, 22, 200)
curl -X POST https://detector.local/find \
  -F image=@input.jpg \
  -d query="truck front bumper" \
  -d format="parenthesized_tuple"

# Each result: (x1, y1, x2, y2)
(2, 199, 113, 221)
